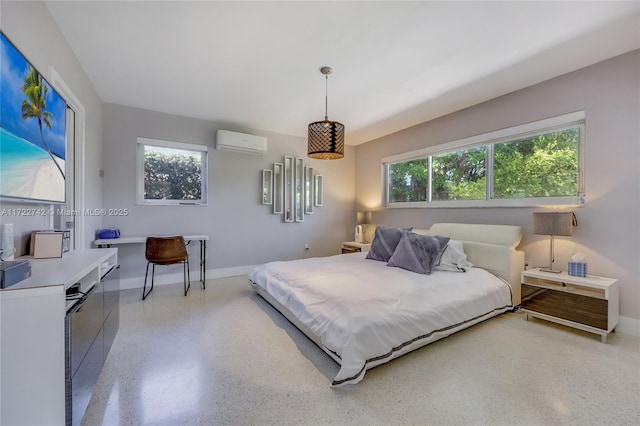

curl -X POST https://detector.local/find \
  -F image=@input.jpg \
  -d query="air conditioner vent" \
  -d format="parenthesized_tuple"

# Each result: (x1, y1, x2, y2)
(216, 130, 267, 155)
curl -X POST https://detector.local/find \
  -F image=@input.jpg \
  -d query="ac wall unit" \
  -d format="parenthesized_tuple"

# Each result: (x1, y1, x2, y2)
(216, 130, 267, 155)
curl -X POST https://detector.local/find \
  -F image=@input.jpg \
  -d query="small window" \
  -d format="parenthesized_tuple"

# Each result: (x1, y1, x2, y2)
(136, 138, 208, 205)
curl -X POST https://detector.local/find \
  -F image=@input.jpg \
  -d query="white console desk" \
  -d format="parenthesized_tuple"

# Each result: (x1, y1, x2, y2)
(94, 234, 208, 284)
(0, 248, 118, 426)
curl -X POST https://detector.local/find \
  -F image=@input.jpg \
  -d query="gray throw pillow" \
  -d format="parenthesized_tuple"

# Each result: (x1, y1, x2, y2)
(387, 232, 450, 275)
(366, 226, 413, 262)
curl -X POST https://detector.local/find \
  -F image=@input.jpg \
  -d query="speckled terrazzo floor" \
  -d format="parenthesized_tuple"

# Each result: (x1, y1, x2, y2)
(82, 276, 640, 426)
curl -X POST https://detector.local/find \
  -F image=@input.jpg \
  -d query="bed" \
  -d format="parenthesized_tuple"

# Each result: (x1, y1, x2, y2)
(249, 223, 524, 386)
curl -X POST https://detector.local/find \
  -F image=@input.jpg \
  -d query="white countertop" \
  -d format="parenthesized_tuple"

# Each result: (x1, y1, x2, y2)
(4, 248, 118, 291)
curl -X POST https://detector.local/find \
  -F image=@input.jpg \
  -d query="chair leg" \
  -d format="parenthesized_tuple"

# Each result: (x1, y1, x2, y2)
(142, 262, 154, 300)
(200, 258, 205, 290)
(183, 258, 191, 296)
(187, 258, 191, 293)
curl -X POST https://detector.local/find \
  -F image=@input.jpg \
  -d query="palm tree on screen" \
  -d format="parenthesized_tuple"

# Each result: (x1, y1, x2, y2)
(21, 65, 65, 179)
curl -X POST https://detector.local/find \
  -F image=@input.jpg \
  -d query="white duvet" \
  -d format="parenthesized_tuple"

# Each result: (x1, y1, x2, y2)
(249, 252, 513, 386)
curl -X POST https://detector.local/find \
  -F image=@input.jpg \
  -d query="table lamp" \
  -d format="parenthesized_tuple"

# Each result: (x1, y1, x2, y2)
(355, 211, 371, 243)
(533, 212, 575, 273)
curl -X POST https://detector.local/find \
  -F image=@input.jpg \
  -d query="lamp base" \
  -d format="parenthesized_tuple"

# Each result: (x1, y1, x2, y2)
(539, 267, 562, 274)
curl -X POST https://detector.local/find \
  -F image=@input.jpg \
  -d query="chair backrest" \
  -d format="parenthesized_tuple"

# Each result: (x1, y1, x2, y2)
(145, 236, 188, 264)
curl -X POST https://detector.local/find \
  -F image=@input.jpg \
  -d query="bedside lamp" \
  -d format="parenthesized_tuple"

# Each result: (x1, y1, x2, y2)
(533, 212, 575, 273)
(355, 211, 371, 243)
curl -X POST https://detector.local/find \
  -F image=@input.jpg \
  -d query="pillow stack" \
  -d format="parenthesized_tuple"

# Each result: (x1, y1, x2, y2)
(366, 226, 472, 275)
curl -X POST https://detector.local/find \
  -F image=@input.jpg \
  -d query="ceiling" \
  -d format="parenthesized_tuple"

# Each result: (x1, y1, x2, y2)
(45, 1, 639, 146)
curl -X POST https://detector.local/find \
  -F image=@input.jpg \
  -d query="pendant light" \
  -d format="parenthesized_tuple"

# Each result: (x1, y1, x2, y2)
(308, 66, 345, 159)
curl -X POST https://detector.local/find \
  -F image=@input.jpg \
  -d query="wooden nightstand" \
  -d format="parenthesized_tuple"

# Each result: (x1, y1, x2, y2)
(520, 268, 619, 343)
(341, 241, 371, 254)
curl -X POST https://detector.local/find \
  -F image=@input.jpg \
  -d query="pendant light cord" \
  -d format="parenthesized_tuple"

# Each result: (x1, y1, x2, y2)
(324, 74, 329, 121)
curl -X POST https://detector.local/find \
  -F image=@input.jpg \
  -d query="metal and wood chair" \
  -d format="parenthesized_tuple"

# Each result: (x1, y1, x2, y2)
(142, 236, 190, 300)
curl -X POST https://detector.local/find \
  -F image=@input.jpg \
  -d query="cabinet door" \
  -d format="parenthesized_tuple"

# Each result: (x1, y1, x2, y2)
(71, 328, 104, 426)
(102, 265, 120, 321)
(70, 283, 104, 377)
(102, 266, 120, 359)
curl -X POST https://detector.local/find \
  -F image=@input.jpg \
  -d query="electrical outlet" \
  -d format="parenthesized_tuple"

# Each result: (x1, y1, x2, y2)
(304, 244, 309, 251)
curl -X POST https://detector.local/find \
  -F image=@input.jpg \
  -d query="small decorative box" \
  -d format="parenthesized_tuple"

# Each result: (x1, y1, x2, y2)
(568, 261, 587, 277)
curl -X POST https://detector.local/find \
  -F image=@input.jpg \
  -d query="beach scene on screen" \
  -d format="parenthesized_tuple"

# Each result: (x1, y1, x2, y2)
(1, 32, 67, 203)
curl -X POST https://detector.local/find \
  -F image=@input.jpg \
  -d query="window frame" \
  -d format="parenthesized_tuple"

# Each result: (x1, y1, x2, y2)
(382, 111, 586, 208)
(136, 137, 209, 206)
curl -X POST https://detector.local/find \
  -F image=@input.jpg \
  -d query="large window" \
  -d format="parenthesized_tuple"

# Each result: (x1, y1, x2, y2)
(137, 138, 208, 205)
(383, 112, 584, 208)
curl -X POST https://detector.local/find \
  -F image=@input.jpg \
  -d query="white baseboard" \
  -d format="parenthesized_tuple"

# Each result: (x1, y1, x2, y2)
(617, 316, 640, 338)
(119, 265, 257, 291)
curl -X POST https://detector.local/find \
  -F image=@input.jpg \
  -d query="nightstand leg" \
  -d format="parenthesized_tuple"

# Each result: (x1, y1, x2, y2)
(524, 313, 529, 321)
(601, 334, 608, 344)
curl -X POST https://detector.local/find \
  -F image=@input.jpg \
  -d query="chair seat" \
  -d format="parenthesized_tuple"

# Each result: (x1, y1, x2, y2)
(143, 236, 191, 300)
(148, 256, 188, 265)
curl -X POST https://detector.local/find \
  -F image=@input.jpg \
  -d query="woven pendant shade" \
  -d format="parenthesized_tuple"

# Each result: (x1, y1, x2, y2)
(308, 120, 344, 159)
(308, 66, 345, 160)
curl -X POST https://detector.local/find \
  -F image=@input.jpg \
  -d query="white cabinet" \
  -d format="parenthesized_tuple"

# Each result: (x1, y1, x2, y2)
(0, 248, 118, 425)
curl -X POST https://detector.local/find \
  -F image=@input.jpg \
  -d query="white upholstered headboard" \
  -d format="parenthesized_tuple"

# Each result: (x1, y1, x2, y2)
(413, 223, 524, 305)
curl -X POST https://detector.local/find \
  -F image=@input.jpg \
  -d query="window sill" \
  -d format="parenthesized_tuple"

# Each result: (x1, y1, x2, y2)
(136, 201, 208, 206)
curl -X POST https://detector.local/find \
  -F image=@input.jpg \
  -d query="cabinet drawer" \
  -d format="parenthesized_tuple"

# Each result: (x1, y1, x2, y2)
(521, 284, 608, 330)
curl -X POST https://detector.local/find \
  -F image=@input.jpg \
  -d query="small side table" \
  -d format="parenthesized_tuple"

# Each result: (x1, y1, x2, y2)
(341, 241, 371, 254)
(520, 268, 619, 343)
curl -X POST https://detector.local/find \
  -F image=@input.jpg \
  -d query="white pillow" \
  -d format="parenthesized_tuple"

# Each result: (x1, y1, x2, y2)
(435, 240, 473, 272)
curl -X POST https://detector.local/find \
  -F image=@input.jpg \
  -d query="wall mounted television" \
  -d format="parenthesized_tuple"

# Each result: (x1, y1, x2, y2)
(1, 30, 67, 205)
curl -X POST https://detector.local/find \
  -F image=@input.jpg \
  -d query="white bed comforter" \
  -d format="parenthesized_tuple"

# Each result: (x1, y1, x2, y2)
(249, 252, 513, 386)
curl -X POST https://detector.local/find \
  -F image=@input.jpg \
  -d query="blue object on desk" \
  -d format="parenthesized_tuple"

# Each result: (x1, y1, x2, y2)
(98, 228, 120, 239)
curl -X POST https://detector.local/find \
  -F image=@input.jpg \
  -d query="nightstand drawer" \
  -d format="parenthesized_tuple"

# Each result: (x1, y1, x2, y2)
(521, 284, 608, 330)
(341, 242, 370, 254)
(342, 246, 360, 254)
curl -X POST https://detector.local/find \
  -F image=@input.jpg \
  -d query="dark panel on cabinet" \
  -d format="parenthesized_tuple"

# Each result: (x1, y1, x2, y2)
(521, 284, 608, 330)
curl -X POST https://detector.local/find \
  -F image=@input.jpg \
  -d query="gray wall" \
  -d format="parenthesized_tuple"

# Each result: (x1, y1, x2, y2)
(102, 104, 356, 281)
(0, 1, 104, 252)
(355, 50, 640, 322)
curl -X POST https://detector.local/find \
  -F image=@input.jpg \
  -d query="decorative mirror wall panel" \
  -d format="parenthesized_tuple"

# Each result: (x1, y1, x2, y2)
(262, 156, 324, 222)
(273, 163, 283, 214)
(315, 175, 323, 206)
(283, 156, 294, 222)
(262, 169, 273, 205)
(294, 157, 304, 222)
(305, 166, 314, 214)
